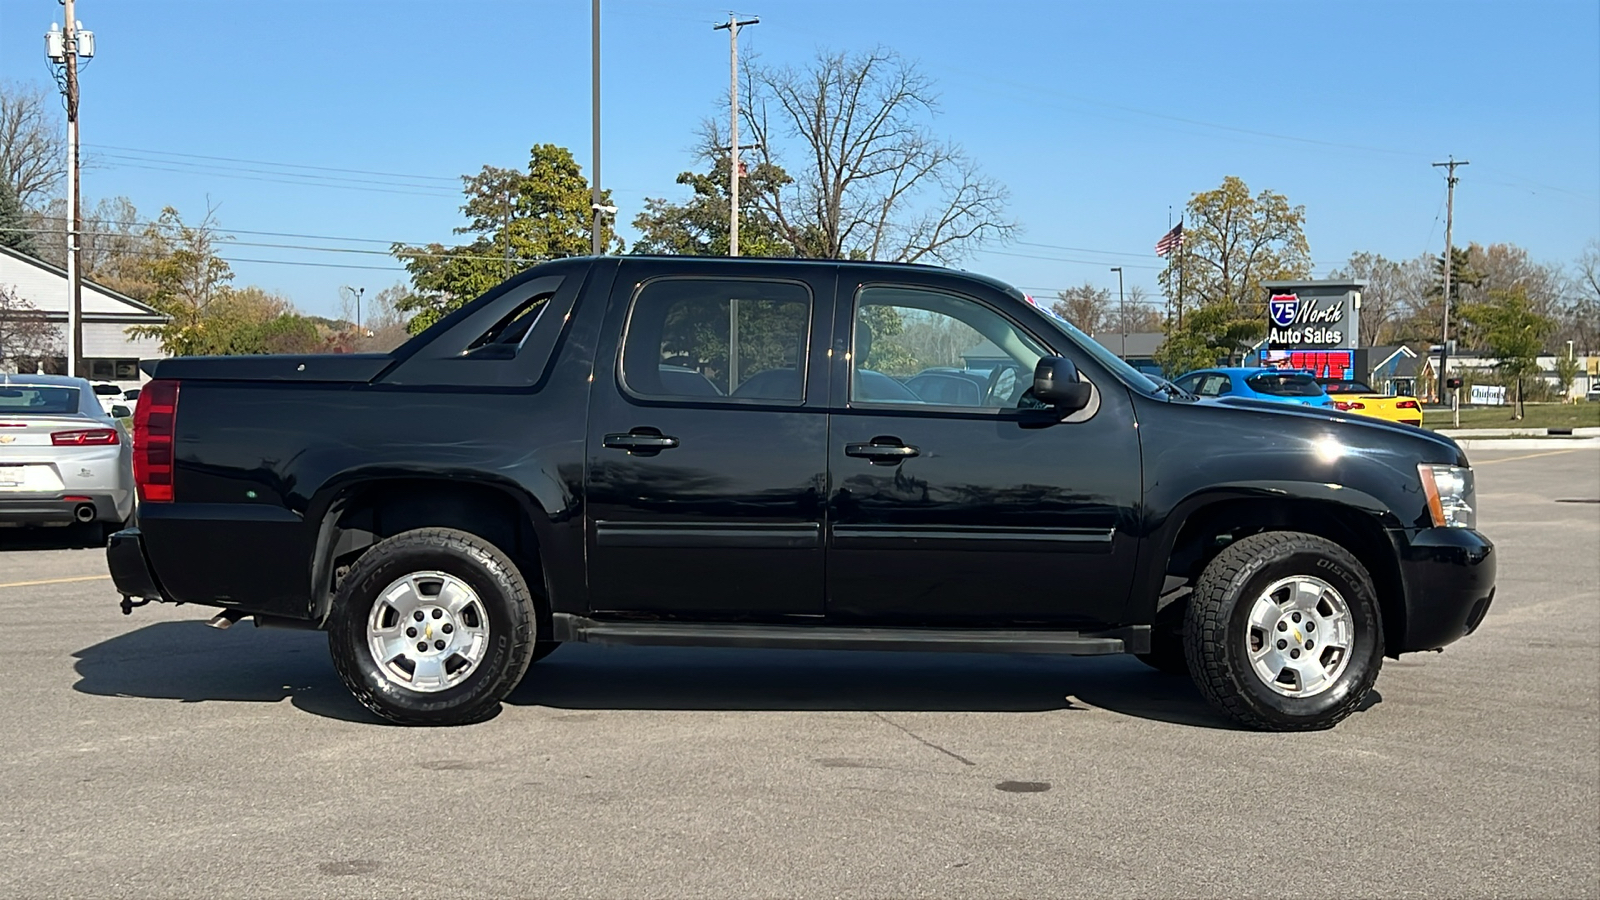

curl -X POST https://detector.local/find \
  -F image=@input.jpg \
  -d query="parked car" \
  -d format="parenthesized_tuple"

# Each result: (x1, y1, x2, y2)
(1315, 378, 1424, 426)
(1173, 367, 1337, 409)
(107, 257, 1495, 731)
(90, 382, 126, 415)
(1, 374, 135, 538)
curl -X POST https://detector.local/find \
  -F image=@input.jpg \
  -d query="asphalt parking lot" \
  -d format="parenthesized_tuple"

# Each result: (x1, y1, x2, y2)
(1, 448, 1596, 899)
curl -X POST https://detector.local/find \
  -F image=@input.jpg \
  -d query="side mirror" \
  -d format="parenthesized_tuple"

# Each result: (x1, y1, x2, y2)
(1445, 377, 1463, 390)
(1033, 356, 1092, 413)
(111, 405, 132, 419)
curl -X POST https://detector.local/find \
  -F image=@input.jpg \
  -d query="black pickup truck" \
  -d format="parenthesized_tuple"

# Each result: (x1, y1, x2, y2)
(108, 256, 1495, 730)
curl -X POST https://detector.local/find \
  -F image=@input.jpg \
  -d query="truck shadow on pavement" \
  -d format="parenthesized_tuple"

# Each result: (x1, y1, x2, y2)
(72, 622, 1381, 730)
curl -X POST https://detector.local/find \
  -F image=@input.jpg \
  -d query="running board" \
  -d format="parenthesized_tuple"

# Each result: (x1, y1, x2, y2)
(551, 614, 1147, 655)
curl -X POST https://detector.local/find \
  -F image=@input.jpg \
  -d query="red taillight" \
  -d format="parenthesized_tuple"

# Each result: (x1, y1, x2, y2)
(52, 428, 119, 446)
(52, 425, 118, 441)
(1396, 400, 1419, 410)
(1333, 401, 1350, 410)
(133, 380, 180, 503)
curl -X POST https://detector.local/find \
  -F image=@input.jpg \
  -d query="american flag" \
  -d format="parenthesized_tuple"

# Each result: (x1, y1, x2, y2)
(1155, 223, 1184, 257)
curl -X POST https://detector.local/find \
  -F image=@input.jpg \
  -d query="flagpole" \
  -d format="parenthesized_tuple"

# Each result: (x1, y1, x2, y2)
(1176, 217, 1185, 329)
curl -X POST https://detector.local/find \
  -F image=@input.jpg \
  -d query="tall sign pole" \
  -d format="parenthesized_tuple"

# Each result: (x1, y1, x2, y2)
(1433, 157, 1468, 425)
(714, 14, 758, 257)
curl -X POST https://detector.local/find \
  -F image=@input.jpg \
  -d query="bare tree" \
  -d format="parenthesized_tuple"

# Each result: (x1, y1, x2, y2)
(1118, 285, 1164, 334)
(735, 48, 1015, 264)
(0, 284, 61, 373)
(1051, 282, 1113, 335)
(0, 81, 66, 208)
(1332, 251, 1431, 346)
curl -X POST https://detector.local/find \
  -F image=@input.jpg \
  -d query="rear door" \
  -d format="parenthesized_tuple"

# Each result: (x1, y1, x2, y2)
(584, 261, 835, 618)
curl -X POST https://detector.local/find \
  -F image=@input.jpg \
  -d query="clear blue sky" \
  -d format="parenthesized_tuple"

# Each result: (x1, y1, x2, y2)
(2, 0, 1596, 319)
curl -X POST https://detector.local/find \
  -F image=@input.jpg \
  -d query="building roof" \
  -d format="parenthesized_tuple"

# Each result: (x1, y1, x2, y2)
(0, 244, 168, 324)
(1088, 331, 1164, 358)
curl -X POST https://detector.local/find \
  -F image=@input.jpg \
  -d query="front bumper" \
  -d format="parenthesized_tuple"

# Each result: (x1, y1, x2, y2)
(1392, 527, 1496, 652)
(0, 491, 127, 526)
(107, 527, 166, 604)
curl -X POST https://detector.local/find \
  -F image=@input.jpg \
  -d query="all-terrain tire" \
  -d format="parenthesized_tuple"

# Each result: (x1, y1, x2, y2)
(328, 527, 536, 726)
(1184, 531, 1383, 731)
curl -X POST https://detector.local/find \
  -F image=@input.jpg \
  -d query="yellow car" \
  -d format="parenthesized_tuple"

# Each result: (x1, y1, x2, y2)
(1316, 378, 1423, 426)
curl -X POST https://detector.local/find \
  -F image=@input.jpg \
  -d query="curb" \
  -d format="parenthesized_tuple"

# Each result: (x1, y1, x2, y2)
(1454, 438, 1600, 450)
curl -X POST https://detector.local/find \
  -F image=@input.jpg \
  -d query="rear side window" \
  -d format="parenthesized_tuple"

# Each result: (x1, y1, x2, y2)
(1195, 374, 1231, 397)
(621, 279, 811, 403)
(1247, 373, 1324, 397)
(0, 386, 80, 414)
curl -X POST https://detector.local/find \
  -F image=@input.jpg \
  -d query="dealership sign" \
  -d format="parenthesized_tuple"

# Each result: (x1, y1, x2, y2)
(1263, 281, 1361, 350)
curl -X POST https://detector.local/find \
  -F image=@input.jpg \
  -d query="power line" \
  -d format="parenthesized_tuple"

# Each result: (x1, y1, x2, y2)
(99, 161, 461, 198)
(95, 152, 460, 192)
(85, 143, 462, 183)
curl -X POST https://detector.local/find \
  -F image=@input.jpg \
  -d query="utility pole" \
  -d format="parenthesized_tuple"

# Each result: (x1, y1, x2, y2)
(1111, 266, 1125, 359)
(590, 0, 602, 255)
(45, 3, 93, 378)
(714, 14, 759, 257)
(1433, 157, 1468, 426)
(502, 188, 512, 279)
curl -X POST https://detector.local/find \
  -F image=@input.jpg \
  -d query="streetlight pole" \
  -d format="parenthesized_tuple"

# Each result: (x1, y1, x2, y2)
(1110, 267, 1125, 359)
(590, 0, 602, 255)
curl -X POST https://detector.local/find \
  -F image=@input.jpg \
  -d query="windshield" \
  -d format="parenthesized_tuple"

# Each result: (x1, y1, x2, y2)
(1247, 372, 1325, 397)
(1319, 380, 1374, 394)
(1017, 293, 1165, 394)
(0, 386, 82, 415)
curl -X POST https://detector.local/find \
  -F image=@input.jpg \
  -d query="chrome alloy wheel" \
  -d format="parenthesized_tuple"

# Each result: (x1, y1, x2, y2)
(1245, 575, 1354, 698)
(366, 571, 490, 693)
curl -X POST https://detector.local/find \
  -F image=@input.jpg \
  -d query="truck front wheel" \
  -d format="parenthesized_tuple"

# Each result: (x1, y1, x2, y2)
(327, 528, 536, 726)
(1184, 531, 1383, 731)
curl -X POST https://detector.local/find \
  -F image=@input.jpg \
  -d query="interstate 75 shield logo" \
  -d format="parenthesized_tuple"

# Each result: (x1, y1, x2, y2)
(1269, 293, 1300, 328)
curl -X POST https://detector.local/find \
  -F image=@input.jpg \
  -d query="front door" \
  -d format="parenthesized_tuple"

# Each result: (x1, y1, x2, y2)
(826, 279, 1142, 628)
(585, 264, 833, 618)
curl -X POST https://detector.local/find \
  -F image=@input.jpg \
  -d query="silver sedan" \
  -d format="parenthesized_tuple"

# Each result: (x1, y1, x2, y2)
(0, 374, 135, 538)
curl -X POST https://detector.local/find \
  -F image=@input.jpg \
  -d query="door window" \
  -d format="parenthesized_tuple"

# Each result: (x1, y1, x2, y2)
(622, 279, 812, 403)
(852, 287, 1046, 409)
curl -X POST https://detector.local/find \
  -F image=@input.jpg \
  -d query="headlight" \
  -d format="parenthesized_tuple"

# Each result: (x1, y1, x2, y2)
(1419, 464, 1476, 529)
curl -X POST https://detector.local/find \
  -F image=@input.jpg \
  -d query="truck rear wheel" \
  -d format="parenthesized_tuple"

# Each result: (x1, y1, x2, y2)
(1184, 531, 1383, 731)
(327, 528, 536, 726)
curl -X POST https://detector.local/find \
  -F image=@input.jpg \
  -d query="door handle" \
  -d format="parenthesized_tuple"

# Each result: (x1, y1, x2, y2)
(844, 436, 919, 463)
(603, 430, 680, 453)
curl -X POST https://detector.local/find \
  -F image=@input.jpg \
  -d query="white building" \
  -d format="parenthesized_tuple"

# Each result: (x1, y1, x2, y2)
(0, 244, 168, 388)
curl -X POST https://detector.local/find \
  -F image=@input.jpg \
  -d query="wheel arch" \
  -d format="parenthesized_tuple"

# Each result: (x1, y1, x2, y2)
(306, 475, 553, 629)
(1147, 486, 1406, 656)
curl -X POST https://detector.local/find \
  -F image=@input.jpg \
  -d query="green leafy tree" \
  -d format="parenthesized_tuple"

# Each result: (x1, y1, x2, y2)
(1553, 352, 1581, 402)
(392, 144, 619, 333)
(128, 206, 237, 356)
(1158, 176, 1311, 367)
(632, 154, 793, 257)
(1459, 285, 1552, 420)
(0, 177, 36, 256)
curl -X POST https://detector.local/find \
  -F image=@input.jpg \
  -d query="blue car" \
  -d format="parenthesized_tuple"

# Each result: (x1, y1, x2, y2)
(1172, 367, 1336, 409)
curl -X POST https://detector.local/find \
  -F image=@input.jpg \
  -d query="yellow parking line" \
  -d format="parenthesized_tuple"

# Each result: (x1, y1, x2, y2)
(1475, 448, 1584, 465)
(0, 574, 112, 590)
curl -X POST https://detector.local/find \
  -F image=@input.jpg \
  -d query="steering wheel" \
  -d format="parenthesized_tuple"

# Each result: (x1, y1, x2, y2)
(983, 363, 1029, 408)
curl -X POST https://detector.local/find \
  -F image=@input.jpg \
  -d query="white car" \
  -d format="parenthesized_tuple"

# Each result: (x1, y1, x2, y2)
(0, 374, 135, 538)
